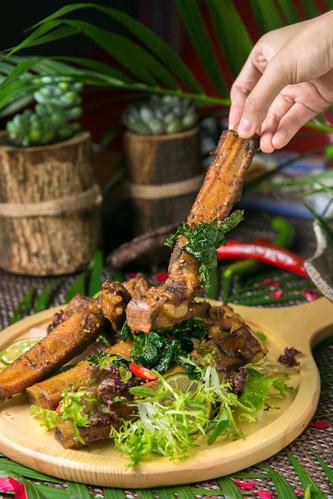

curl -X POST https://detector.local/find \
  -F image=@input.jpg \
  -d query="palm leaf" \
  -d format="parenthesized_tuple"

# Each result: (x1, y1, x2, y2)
(277, 0, 300, 24)
(176, 0, 228, 96)
(216, 477, 242, 498)
(67, 482, 93, 498)
(32, 2, 203, 92)
(287, 452, 326, 498)
(259, 464, 295, 498)
(310, 449, 333, 488)
(55, 56, 132, 82)
(300, 0, 320, 18)
(207, 0, 252, 78)
(250, 0, 285, 31)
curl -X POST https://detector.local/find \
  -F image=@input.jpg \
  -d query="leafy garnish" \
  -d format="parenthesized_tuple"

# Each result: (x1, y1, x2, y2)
(87, 350, 120, 368)
(130, 317, 206, 373)
(111, 364, 294, 467)
(31, 405, 59, 431)
(165, 210, 244, 286)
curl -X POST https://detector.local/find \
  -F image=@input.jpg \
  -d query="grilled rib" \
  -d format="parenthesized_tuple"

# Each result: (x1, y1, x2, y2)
(126, 130, 258, 332)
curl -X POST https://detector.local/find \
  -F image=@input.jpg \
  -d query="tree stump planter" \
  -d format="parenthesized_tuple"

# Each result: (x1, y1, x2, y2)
(124, 127, 202, 235)
(0, 131, 101, 275)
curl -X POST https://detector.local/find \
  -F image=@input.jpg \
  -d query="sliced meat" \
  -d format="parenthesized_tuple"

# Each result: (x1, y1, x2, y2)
(47, 295, 94, 333)
(99, 274, 152, 331)
(26, 340, 132, 409)
(207, 325, 265, 372)
(204, 303, 245, 339)
(0, 301, 105, 403)
(126, 131, 258, 333)
(99, 281, 131, 331)
(123, 273, 151, 298)
(55, 403, 134, 449)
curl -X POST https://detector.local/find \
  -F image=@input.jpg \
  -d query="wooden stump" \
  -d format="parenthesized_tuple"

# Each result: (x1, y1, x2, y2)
(124, 127, 202, 235)
(0, 131, 101, 275)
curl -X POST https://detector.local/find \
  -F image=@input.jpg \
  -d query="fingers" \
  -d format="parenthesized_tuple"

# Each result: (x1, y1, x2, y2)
(237, 56, 290, 138)
(228, 56, 262, 130)
(260, 81, 330, 151)
(260, 93, 295, 153)
(271, 102, 318, 149)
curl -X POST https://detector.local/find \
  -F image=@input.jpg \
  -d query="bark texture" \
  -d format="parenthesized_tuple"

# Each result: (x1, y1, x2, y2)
(0, 132, 100, 275)
(124, 127, 201, 234)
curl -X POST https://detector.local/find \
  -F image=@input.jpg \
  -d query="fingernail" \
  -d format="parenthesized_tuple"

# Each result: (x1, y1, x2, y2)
(238, 117, 254, 137)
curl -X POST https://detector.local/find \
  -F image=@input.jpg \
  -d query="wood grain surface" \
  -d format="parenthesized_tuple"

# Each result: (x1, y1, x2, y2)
(0, 298, 332, 487)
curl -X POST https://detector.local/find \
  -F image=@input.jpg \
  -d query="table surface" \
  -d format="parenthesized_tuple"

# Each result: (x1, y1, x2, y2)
(0, 215, 332, 498)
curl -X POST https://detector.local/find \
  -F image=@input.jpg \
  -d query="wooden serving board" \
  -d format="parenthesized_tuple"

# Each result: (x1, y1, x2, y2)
(0, 298, 332, 488)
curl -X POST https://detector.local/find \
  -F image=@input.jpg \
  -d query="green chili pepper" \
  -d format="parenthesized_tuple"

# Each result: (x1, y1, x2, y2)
(222, 216, 294, 302)
(10, 289, 35, 324)
(205, 266, 219, 300)
(34, 284, 53, 312)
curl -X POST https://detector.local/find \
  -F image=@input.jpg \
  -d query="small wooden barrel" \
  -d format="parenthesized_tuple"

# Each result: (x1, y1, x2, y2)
(124, 127, 202, 235)
(0, 131, 101, 275)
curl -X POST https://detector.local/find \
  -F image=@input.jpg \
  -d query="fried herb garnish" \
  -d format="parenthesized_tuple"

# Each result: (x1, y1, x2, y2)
(165, 210, 244, 286)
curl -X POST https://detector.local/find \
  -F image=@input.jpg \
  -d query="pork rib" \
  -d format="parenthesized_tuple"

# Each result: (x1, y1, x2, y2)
(126, 130, 258, 332)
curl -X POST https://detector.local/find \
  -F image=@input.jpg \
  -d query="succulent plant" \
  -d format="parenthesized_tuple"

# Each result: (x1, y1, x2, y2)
(6, 76, 82, 147)
(122, 95, 198, 135)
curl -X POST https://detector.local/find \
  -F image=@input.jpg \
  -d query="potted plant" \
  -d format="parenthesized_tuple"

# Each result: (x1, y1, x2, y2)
(0, 76, 101, 275)
(122, 95, 201, 234)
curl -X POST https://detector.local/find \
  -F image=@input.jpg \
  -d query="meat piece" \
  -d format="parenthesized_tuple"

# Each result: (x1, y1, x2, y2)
(126, 131, 258, 332)
(204, 303, 245, 339)
(123, 273, 151, 298)
(99, 281, 131, 331)
(55, 419, 111, 449)
(278, 347, 302, 367)
(207, 325, 265, 372)
(55, 403, 134, 448)
(0, 301, 105, 403)
(47, 295, 93, 333)
(99, 275, 151, 331)
(26, 340, 132, 409)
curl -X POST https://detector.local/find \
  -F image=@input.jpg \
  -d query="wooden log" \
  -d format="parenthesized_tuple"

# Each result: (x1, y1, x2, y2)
(0, 131, 101, 275)
(124, 127, 202, 235)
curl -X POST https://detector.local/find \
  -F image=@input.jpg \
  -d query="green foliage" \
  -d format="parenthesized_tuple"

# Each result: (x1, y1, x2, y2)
(6, 76, 82, 147)
(65, 250, 104, 303)
(122, 95, 198, 135)
(111, 364, 294, 467)
(1, 0, 332, 139)
(129, 317, 206, 374)
(166, 210, 244, 287)
(30, 405, 59, 431)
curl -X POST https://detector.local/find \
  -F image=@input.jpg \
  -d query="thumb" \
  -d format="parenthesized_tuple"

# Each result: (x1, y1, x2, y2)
(237, 56, 291, 138)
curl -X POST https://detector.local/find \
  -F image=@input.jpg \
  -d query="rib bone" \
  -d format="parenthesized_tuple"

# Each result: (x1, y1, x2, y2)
(126, 130, 258, 332)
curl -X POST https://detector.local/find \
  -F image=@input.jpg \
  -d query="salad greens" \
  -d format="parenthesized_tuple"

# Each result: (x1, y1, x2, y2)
(165, 210, 244, 286)
(31, 388, 98, 444)
(31, 406, 59, 431)
(111, 365, 295, 467)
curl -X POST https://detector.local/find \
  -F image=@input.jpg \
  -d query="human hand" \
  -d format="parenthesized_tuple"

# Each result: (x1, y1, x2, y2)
(228, 11, 333, 153)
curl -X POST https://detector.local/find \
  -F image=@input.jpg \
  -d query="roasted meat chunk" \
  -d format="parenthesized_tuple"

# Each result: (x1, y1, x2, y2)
(0, 301, 105, 403)
(47, 295, 94, 333)
(126, 131, 258, 333)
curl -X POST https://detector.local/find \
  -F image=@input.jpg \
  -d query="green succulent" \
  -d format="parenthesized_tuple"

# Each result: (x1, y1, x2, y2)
(122, 95, 198, 135)
(6, 76, 82, 147)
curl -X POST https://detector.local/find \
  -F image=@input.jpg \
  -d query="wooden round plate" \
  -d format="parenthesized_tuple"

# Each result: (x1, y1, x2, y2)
(0, 298, 332, 488)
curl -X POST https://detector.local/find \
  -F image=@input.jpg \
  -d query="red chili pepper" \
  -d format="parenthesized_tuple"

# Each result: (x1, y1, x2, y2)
(129, 362, 157, 381)
(217, 241, 307, 278)
(55, 401, 64, 414)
